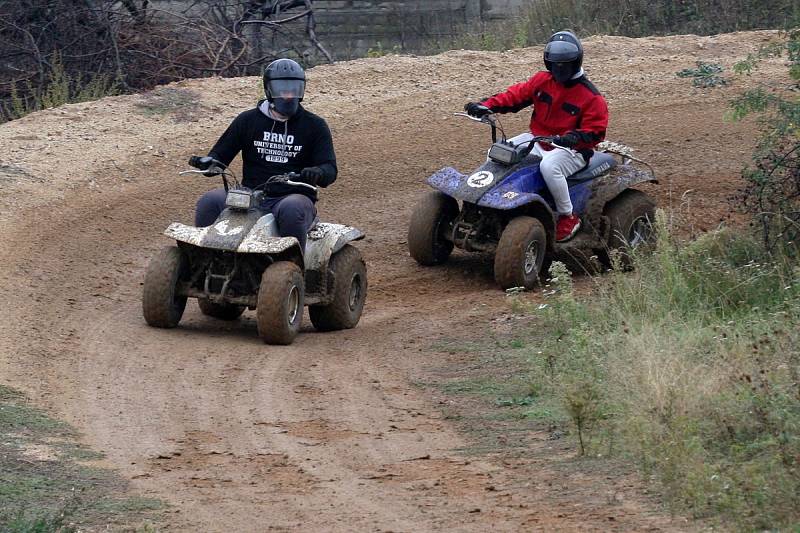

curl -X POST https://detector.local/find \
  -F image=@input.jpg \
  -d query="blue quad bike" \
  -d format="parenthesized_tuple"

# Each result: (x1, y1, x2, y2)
(407, 112, 658, 290)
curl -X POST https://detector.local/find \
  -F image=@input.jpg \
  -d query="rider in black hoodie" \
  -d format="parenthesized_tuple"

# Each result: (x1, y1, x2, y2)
(195, 58, 337, 250)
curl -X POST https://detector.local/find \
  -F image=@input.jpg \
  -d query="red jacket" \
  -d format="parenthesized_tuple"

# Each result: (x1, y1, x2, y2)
(481, 71, 608, 155)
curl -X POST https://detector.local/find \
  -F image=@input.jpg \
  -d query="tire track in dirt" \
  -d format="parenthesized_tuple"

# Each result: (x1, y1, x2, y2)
(0, 144, 680, 531)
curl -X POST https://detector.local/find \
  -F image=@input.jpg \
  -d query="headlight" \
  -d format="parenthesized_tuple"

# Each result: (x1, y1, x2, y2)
(225, 190, 253, 209)
(488, 142, 516, 164)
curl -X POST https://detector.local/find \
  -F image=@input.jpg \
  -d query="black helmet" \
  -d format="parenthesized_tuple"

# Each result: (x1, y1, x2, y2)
(263, 58, 306, 102)
(543, 31, 583, 84)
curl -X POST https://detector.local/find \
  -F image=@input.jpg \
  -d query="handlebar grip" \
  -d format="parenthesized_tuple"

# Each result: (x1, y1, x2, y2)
(188, 155, 215, 170)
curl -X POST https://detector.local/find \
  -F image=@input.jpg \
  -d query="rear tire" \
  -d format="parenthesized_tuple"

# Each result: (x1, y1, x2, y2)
(256, 261, 304, 345)
(603, 190, 656, 267)
(309, 245, 367, 331)
(198, 299, 245, 321)
(142, 246, 188, 328)
(408, 191, 459, 265)
(493, 216, 548, 290)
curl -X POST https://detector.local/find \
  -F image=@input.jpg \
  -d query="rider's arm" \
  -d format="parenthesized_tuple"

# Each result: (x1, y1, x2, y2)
(207, 114, 246, 167)
(308, 118, 337, 188)
(567, 93, 609, 151)
(479, 73, 543, 114)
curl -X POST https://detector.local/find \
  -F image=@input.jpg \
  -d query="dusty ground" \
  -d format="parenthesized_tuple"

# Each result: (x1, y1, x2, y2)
(0, 31, 789, 530)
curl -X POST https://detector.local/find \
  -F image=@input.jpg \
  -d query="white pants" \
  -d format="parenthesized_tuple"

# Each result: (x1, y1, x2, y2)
(508, 132, 587, 215)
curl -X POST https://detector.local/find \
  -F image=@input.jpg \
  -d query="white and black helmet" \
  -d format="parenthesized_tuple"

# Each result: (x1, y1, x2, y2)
(543, 31, 583, 84)
(263, 58, 306, 102)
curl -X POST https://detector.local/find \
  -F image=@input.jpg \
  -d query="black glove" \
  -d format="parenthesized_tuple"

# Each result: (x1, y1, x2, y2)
(299, 166, 323, 186)
(188, 155, 213, 170)
(464, 102, 491, 118)
(552, 133, 580, 149)
(188, 155, 221, 176)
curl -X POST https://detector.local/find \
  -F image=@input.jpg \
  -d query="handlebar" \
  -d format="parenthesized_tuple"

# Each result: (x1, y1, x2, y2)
(181, 155, 238, 192)
(454, 111, 501, 143)
(181, 156, 231, 178)
(520, 135, 576, 153)
(263, 172, 318, 192)
(453, 114, 576, 153)
(453, 111, 494, 124)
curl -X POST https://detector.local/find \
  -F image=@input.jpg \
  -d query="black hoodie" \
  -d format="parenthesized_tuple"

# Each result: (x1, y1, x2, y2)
(208, 100, 337, 198)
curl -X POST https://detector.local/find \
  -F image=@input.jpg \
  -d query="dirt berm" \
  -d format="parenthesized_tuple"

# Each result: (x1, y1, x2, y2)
(0, 31, 787, 531)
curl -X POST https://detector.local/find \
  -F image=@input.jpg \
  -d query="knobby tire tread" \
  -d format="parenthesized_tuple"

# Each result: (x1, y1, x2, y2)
(493, 216, 547, 290)
(408, 191, 458, 265)
(142, 246, 188, 328)
(257, 261, 304, 345)
(309, 245, 367, 331)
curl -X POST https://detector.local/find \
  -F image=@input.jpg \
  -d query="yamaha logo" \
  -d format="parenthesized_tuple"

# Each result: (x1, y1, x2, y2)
(592, 162, 611, 176)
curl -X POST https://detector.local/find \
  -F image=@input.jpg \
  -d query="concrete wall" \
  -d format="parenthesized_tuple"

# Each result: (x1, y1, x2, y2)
(310, 0, 529, 58)
(152, 1, 528, 60)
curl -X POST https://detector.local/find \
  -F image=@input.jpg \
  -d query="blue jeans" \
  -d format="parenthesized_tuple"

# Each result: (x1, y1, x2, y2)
(195, 188, 316, 250)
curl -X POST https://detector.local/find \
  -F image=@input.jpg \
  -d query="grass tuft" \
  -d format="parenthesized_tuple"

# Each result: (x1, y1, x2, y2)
(134, 87, 199, 121)
(0, 386, 164, 531)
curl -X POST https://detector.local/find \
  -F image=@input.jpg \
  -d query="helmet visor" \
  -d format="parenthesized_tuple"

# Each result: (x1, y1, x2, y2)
(267, 79, 305, 99)
(544, 40, 580, 63)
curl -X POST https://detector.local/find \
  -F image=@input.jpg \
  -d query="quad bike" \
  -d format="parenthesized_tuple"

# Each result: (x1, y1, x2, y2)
(142, 158, 367, 345)
(408, 112, 658, 289)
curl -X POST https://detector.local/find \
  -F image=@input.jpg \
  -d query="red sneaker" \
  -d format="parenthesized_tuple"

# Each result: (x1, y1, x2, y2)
(556, 214, 581, 242)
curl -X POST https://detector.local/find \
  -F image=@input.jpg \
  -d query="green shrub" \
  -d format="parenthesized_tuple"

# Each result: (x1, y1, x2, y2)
(730, 31, 800, 253)
(526, 220, 800, 528)
(1, 52, 119, 123)
(676, 62, 729, 88)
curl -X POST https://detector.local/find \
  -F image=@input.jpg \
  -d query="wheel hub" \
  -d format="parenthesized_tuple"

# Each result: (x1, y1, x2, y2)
(523, 241, 540, 275)
(287, 285, 300, 324)
(628, 216, 651, 247)
(348, 274, 362, 311)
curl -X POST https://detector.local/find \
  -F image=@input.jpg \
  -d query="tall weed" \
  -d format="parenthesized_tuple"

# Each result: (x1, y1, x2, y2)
(1, 52, 118, 123)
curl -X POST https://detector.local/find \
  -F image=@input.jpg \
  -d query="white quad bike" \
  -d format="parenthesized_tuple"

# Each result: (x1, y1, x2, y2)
(142, 158, 367, 345)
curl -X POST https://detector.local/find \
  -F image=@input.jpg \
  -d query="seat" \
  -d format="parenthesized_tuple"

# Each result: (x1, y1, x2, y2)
(567, 151, 617, 183)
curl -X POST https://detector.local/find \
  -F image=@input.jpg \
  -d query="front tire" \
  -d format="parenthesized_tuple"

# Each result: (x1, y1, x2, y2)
(603, 190, 656, 267)
(142, 246, 189, 328)
(408, 191, 459, 265)
(493, 216, 548, 290)
(309, 245, 367, 332)
(198, 299, 245, 321)
(256, 261, 304, 345)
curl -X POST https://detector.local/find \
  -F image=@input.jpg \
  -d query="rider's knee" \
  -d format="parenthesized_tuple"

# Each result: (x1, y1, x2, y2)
(538, 157, 557, 180)
(195, 188, 226, 226)
(277, 194, 314, 218)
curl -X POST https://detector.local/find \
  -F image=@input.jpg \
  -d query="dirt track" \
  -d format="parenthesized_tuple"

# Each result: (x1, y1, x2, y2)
(0, 31, 787, 530)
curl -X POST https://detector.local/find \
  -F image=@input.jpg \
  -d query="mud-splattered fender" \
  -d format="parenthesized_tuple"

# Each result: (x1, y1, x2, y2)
(426, 167, 469, 199)
(426, 164, 518, 204)
(303, 222, 365, 302)
(477, 187, 550, 211)
(164, 223, 212, 246)
(582, 163, 658, 235)
(164, 213, 302, 256)
(304, 222, 365, 275)
(237, 214, 300, 255)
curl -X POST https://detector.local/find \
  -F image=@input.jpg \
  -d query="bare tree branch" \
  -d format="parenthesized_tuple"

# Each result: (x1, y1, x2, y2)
(0, 0, 333, 118)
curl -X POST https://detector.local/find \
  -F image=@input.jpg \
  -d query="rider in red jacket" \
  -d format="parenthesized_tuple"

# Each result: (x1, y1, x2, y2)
(465, 31, 609, 242)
